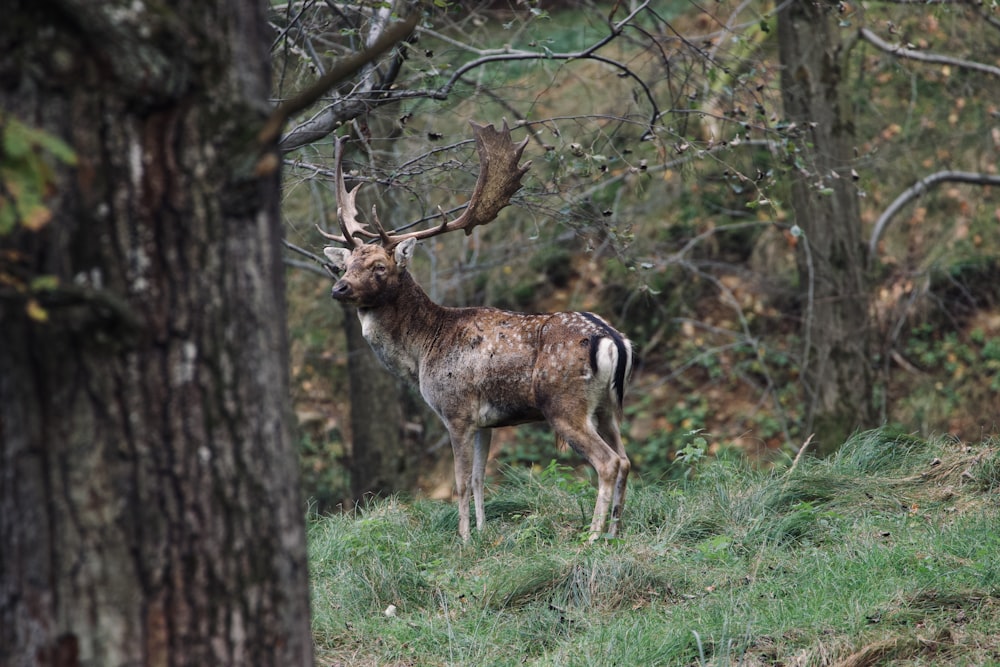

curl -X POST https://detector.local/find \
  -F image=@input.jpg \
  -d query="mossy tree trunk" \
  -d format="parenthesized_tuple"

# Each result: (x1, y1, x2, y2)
(0, 2, 312, 665)
(777, 0, 876, 452)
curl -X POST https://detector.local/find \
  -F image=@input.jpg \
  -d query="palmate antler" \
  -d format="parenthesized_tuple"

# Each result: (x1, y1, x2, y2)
(318, 121, 531, 250)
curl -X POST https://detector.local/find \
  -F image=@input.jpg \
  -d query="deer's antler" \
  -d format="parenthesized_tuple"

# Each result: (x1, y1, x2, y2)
(322, 121, 531, 250)
(382, 121, 531, 247)
(316, 136, 380, 248)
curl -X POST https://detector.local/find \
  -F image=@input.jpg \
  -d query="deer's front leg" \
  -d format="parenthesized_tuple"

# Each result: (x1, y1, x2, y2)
(472, 429, 492, 532)
(447, 422, 477, 541)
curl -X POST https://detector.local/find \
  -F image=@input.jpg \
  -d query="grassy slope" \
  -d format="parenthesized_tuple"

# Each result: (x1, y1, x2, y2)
(309, 430, 999, 666)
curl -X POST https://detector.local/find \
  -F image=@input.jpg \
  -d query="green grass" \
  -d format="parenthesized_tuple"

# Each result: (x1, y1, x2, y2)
(308, 430, 1000, 666)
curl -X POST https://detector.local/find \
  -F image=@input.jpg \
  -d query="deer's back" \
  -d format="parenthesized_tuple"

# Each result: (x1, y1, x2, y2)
(419, 307, 630, 428)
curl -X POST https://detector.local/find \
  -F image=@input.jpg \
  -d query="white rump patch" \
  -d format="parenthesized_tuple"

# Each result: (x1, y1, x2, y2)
(593, 337, 618, 385)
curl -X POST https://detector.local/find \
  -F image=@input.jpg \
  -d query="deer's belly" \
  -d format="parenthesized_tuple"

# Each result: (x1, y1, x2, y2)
(477, 402, 544, 428)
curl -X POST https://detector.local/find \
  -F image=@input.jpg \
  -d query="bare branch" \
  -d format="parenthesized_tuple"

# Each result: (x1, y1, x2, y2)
(259, 12, 418, 147)
(280, 98, 372, 152)
(422, 1, 659, 131)
(278, 1, 660, 151)
(859, 27, 1000, 79)
(868, 170, 1000, 259)
(571, 137, 779, 205)
(284, 257, 333, 277)
(879, 0, 1000, 31)
(283, 239, 339, 278)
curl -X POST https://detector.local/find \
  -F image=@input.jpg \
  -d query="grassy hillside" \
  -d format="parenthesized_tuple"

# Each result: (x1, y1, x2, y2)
(309, 430, 999, 666)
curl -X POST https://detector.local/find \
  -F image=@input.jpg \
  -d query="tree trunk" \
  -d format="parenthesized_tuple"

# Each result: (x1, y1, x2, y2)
(777, 1, 875, 452)
(343, 309, 420, 499)
(0, 2, 312, 665)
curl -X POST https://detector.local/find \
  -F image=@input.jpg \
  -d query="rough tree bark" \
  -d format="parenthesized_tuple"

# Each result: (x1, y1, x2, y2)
(777, 0, 876, 452)
(0, 1, 312, 665)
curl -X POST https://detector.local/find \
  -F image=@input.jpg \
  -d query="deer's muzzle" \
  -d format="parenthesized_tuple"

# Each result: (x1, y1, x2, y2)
(331, 280, 353, 301)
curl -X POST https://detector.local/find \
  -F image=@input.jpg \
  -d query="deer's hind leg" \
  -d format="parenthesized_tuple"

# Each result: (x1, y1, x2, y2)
(548, 414, 627, 542)
(596, 408, 630, 537)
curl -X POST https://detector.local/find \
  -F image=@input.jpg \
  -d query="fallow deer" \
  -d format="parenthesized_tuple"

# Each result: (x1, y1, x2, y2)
(321, 121, 634, 542)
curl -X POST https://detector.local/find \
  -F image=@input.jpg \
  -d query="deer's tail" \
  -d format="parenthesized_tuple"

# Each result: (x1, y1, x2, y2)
(581, 313, 635, 418)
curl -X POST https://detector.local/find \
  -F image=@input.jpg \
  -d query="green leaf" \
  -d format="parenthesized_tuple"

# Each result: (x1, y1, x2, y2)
(30, 275, 60, 291)
(33, 128, 77, 166)
(1, 115, 77, 236)
(3, 123, 32, 159)
(0, 200, 14, 234)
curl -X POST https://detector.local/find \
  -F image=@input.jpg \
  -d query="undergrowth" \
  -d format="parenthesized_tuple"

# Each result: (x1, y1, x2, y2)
(308, 429, 1000, 666)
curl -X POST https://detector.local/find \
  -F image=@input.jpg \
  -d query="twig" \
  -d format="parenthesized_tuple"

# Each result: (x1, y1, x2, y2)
(1, 283, 142, 331)
(422, 2, 659, 133)
(787, 433, 815, 476)
(284, 257, 331, 277)
(890, 349, 920, 375)
(283, 239, 338, 278)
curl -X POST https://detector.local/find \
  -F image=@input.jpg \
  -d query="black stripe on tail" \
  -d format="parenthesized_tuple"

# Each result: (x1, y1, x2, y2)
(580, 312, 631, 410)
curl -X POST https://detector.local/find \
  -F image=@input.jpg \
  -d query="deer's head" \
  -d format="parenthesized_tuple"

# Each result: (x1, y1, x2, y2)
(324, 238, 416, 307)
(320, 121, 530, 306)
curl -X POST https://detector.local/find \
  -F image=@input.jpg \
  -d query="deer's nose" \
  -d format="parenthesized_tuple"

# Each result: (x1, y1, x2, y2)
(331, 280, 352, 301)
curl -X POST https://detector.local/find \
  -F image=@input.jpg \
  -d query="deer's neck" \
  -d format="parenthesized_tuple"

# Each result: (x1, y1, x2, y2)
(356, 271, 445, 386)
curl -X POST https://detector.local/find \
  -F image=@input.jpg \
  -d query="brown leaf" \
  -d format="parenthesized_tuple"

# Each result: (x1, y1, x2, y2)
(22, 205, 52, 231)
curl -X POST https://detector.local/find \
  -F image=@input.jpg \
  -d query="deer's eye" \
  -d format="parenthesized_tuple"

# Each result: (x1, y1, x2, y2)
(373, 263, 387, 275)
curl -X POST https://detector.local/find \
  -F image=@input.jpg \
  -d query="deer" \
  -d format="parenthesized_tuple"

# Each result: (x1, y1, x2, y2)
(320, 121, 634, 543)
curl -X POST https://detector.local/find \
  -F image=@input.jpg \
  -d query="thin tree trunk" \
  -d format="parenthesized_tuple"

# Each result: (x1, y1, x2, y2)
(343, 309, 419, 499)
(777, 0, 875, 452)
(1, 2, 312, 665)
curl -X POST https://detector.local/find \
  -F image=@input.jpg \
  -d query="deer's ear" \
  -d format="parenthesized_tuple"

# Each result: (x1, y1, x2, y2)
(394, 237, 418, 268)
(323, 246, 351, 272)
